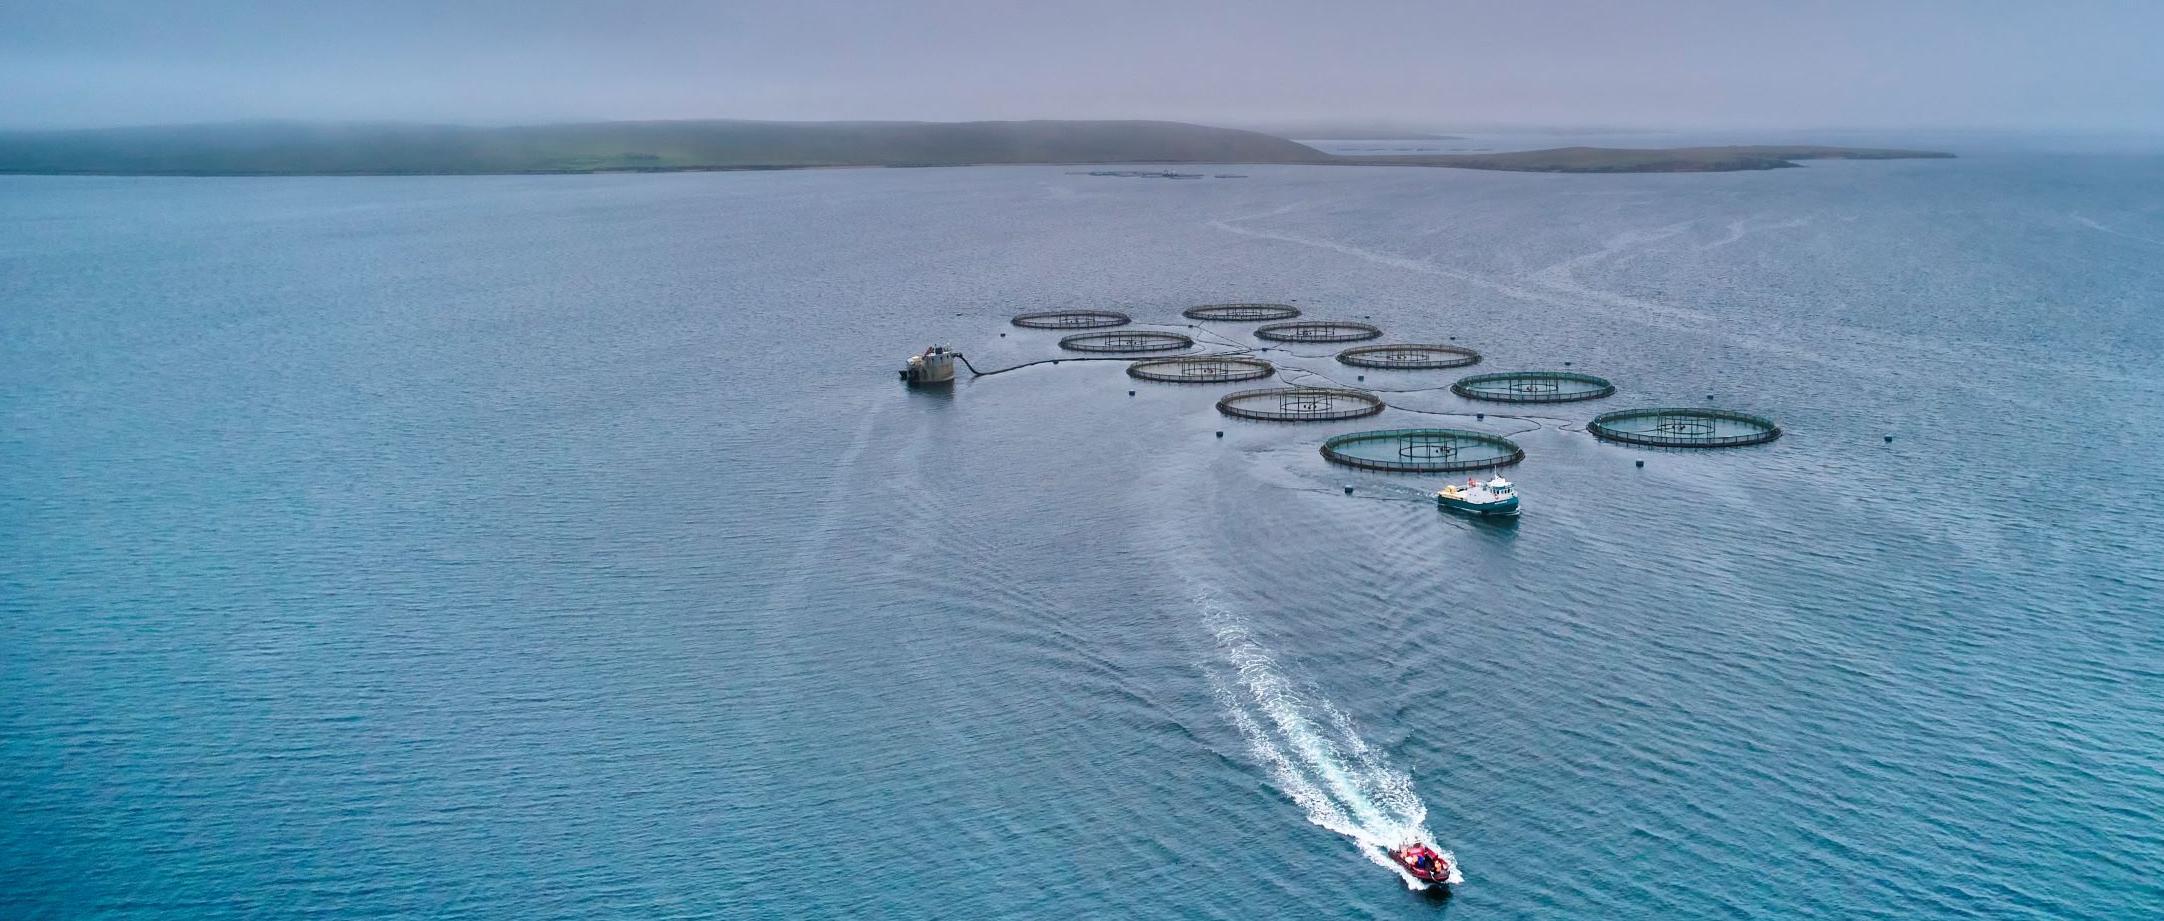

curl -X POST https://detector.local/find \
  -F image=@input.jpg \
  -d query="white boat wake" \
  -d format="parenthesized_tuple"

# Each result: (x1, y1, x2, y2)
(1204, 607, 1461, 888)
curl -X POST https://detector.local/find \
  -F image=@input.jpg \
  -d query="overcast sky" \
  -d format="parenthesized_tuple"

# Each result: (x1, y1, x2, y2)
(3, 0, 2160, 132)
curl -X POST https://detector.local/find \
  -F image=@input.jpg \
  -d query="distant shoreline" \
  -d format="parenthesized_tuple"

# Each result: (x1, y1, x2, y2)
(0, 163, 831, 178)
(1338, 145, 1956, 173)
(0, 119, 1955, 176)
(0, 150, 1955, 178)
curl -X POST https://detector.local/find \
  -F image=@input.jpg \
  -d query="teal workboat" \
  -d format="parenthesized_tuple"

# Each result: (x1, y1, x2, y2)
(1436, 476, 1520, 517)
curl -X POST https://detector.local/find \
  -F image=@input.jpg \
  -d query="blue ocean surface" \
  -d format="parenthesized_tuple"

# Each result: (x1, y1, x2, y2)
(4, 153, 2162, 919)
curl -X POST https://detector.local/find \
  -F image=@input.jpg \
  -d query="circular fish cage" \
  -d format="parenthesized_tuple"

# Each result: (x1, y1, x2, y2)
(1337, 343, 1482, 370)
(1126, 355, 1276, 384)
(1253, 320, 1383, 343)
(1451, 370, 1615, 403)
(1183, 303, 1302, 322)
(1588, 408, 1782, 448)
(1321, 428, 1525, 473)
(1012, 309, 1131, 330)
(1216, 387, 1385, 422)
(1057, 330, 1194, 353)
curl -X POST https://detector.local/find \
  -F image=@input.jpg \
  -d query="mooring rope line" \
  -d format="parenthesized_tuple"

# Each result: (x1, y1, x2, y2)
(1267, 363, 1563, 433)
(960, 321, 1265, 379)
(1267, 482, 1434, 505)
(1176, 323, 1260, 352)
(958, 354, 1133, 377)
(959, 349, 1258, 378)
(1250, 346, 1347, 361)
(960, 337, 1579, 441)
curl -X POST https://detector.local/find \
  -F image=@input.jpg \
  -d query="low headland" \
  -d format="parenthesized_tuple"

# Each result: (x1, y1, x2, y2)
(0, 119, 1953, 176)
(1350, 145, 1953, 172)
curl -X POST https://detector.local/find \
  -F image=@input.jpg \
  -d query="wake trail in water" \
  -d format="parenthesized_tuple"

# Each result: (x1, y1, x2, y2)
(2072, 214, 2164, 248)
(1202, 607, 1461, 888)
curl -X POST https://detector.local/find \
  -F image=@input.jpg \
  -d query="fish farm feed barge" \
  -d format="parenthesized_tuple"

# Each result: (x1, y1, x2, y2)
(899, 345, 957, 386)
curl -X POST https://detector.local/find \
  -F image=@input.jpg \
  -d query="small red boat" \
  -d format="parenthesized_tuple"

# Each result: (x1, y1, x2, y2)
(1389, 842, 1455, 885)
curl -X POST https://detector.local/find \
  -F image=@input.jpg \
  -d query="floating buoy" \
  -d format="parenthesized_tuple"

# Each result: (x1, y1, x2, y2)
(1636, 459, 1645, 468)
(1357, 374, 1365, 381)
(1344, 485, 1355, 494)
(1215, 431, 1224, 438)
(1476, 412, 1485, 421)
(1885, 434, 1894, 443)
(1128, 390, 1136, 396)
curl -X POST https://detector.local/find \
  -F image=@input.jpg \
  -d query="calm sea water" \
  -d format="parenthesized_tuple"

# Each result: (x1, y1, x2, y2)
(5, 154, 2162, 919)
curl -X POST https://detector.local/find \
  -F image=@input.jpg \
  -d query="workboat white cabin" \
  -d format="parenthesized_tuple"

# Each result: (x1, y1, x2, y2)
(1436, 476, 1519, 517)
(899, 345, 957, 386)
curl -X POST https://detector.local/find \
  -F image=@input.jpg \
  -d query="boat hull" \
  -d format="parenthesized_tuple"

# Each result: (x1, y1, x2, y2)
(900, 353, 957, 386)
(1436, 495, 1519, 517)
(1389, 850, 1457, 886)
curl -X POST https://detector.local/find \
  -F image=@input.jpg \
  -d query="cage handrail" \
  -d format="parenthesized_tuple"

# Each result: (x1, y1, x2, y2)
(1451, 370, 1615, 403)
(1587, 408, 1782, 447)
(1320, 428, 1526, 472)
(1337, 343, 1483, 369)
